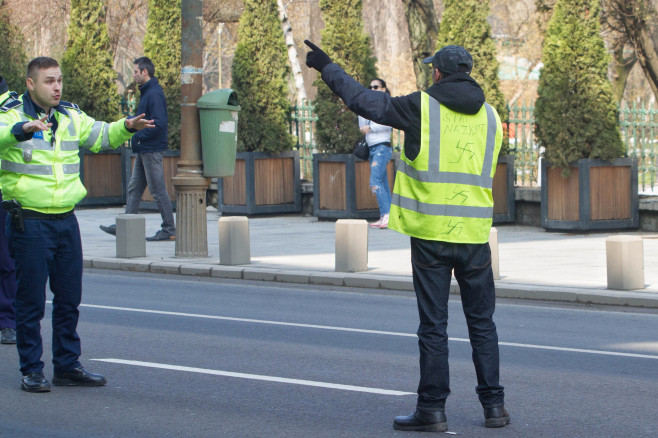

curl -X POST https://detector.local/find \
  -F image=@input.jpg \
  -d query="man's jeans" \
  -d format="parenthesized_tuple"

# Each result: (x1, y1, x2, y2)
(410, 237, 505, 410)
(368, 144, 392, 217)
(126, 151, 176, 236)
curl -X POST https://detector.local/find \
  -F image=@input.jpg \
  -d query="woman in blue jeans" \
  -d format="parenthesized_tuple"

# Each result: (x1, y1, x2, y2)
(358, 78, 393, 228)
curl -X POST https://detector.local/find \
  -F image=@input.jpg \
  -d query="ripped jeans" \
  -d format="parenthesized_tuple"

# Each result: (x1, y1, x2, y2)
(368, 144, 392, 217)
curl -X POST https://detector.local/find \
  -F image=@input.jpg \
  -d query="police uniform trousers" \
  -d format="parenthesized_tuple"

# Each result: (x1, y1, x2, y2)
(6, 212, 83, 375)
(410, 237, 505, 410)
(0, 190, 17, 330)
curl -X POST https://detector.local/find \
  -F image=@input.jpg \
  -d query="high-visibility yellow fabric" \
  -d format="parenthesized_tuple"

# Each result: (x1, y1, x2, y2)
(0, 95, 133, 213)
(388, 92, 502, 243)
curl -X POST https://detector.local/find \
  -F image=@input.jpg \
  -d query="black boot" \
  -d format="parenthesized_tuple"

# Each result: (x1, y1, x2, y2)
(393, 409, 448, 432)
(484, 406, 510, 428)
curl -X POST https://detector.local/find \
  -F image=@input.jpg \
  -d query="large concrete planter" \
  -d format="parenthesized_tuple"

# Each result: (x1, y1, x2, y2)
(312, 153, 396, 220)
(540, 157, 639, 231)
(219, 150, 301, 215)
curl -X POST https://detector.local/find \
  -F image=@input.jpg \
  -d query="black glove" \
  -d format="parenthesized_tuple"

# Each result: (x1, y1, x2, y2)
(304, 40, 332, 72)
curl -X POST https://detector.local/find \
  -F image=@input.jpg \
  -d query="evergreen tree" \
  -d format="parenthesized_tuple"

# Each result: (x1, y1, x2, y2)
(231, 0, 294, 153)
(314, 0, 377, 154)
(143, 0, 181, 150)
(61, 0, 120, 121)
(0, 5, 27, 92)
(435, 0, 508, 128)
(535, 0, 624, 171)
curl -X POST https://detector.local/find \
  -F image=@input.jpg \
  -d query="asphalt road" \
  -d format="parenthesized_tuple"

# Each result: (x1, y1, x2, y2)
(1, 270, 657, 437)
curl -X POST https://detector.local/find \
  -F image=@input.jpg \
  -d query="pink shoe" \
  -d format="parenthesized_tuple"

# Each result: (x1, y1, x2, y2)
(370, 217, 383, 228)
(378, 214, 389, 229)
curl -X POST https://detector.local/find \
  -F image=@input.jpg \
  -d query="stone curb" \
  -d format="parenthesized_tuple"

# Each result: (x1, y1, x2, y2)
(83, 257, 658, 309)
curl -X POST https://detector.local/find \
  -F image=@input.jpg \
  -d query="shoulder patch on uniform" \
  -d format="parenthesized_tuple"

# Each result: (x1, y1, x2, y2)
(60, 101, 82, 114)
(0, 99, 22, 112)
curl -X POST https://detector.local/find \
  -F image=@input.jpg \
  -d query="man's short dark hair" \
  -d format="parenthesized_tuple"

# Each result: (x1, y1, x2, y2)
(134, 57, 155, 78)
(27, 57, 60, 79)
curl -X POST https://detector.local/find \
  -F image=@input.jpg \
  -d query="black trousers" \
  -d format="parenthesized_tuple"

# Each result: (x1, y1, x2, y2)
(410, 237, 505, 410)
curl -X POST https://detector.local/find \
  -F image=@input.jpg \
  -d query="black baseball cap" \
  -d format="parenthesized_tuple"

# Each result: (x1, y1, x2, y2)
(422, 45, 473, 75)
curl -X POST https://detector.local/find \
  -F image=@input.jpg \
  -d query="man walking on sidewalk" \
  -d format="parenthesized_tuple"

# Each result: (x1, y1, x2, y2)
(100, 57, 175, 241)
(305, 41, 509, 431)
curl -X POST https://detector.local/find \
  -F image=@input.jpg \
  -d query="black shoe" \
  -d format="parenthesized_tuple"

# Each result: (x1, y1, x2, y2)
(393, 409, 448, 432)
(1, 327, 16, 344)
(21, 372, 51, 393)
(53, 367, 107, 387)
(100, 224, 116, 236)
(146, 230, 175, 241)
(484, 406, 510, 428)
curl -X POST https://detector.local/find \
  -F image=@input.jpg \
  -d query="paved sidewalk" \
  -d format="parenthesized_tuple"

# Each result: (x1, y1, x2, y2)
(77, 207, 658, 308)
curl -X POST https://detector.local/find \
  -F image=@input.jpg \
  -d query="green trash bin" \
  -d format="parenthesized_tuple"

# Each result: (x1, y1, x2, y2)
(197, 89, 241, 177)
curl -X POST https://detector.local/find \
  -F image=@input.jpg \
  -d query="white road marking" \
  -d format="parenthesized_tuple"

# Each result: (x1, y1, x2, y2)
(79, 303, 658, 361)
(91, 358, 414, 396)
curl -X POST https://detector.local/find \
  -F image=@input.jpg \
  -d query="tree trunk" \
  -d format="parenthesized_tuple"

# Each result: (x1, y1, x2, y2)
(400, 0, 439, 90)
(277, 0, 307, 104)
(615, 0, 658, 101)
(610, 46, 637, 103)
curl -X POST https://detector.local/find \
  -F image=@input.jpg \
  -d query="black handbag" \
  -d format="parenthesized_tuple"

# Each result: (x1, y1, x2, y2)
(353, 136, 369, 160)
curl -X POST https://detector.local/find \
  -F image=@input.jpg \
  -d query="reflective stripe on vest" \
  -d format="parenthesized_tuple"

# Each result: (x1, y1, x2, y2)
(81, 121, 111, 149)
(1, 161, 79, 175)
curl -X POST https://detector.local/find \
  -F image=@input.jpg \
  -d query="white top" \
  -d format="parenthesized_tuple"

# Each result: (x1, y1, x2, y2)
(358, 115, 392, 147)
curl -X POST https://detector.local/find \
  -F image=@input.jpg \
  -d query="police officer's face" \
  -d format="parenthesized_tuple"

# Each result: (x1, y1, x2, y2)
(27, 66, 63, 110)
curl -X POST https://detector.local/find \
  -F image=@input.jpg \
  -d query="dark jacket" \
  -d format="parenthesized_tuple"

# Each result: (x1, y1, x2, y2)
(320, 63, 485, 161)
(131, 77, 168, 153)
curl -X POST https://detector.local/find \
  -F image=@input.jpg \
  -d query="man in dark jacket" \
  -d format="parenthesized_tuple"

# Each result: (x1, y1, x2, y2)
(305, 40, 509, 432)
(100, 57, 176, 241)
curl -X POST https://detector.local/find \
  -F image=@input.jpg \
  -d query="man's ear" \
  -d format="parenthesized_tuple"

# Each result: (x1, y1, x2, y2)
(26, 77, 34, 91)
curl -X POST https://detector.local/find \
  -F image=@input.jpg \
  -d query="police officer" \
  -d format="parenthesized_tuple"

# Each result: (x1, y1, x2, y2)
(0, 75, 18, 345)
(0, 57, 154, 393)
(305, 41, 510, 431)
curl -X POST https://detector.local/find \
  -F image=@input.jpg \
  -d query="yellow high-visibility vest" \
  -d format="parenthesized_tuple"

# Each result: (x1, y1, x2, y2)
(388, 92, 502, 243)
(0, 95, 134, 212)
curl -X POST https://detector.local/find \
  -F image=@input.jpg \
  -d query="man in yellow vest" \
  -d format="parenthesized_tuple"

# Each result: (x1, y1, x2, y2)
(305, 41, 509, 431)
(0, 76, 18, 346)
(0, 57, 153, 393)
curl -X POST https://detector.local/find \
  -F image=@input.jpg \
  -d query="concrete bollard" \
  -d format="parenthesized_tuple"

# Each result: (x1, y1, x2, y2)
(116, 214, 146, 258)
(335, 219, 368, 272)
(218, 216, 250, 265)
(606, 235, 644, 290)
(489, 227, 499, 280)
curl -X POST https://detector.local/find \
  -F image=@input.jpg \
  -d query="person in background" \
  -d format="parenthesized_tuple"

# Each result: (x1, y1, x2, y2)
(305, 40, 509, 432)
(359, 78, 393, 229)
(100, 56, 175, 241)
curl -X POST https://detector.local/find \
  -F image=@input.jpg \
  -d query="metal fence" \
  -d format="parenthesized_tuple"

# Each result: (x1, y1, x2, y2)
(620, 103, 657, 192)
(292, 101, 658, 191)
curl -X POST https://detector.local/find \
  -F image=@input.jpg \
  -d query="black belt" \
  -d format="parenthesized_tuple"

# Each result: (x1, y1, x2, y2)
(369, 142, 391, 149)
(22, 209, 75, 220)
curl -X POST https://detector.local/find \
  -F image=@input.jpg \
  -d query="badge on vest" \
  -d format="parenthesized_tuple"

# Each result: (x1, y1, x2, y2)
(23, 148, 32, 162)
(33, 131, 44, 140)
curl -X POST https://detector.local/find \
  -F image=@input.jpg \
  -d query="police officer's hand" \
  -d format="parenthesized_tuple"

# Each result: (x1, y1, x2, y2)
(304, 40, 332, 72)
(22, 116, 52, 133)
(125, 113, 155, 131)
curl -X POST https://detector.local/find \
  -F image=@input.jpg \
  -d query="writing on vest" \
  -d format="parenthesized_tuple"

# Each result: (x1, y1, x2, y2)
(388, 92, 502, 244)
